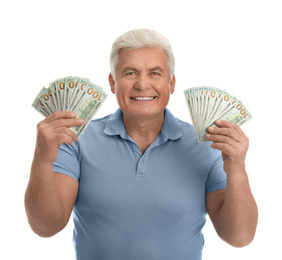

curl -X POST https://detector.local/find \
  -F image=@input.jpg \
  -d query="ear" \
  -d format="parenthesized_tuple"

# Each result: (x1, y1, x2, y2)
(170, 75, 176, 94)
(108, 73, 116, 94)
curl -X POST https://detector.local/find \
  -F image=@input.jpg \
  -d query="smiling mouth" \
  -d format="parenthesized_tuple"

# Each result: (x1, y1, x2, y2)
(130, 97, 156, 100)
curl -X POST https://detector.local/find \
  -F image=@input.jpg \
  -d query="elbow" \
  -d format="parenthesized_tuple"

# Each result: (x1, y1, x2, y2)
(30, 225, 60, 238)
(24, 194, 66, 238)
(227, 237, 254, 248)
(219, 211, 258, 248)
(25, 206, 65, 238)
(222, 230, 256, 248)
(26, 217, 63, 238)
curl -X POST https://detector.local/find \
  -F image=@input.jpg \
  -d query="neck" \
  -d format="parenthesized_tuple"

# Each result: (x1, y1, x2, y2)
(122, 111, 165, 153)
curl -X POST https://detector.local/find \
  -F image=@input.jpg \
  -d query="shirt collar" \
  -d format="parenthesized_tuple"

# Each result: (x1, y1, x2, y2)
(103, 108, 182, 142)
(161, 108, 183, 142)
(103, 108, 128, 139)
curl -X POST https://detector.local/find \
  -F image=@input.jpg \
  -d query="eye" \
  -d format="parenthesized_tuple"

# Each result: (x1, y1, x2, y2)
(124, 71, 138, 79)
(150, 71, 161, 77)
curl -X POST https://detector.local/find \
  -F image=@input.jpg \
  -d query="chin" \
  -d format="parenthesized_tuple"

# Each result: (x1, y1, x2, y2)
(130, 109, 165, 118)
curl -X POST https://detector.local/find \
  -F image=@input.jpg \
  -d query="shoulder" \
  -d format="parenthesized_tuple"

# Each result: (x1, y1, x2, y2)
(85, 114, 112, 134)
(172, 116, 216, 156)
(75, 113, 114, 154)
(174, 117, 198, 143)
(175, 118, 194, 133)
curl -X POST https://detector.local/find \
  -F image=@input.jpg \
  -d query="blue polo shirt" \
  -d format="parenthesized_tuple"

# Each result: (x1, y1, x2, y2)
(53, 108, 226, 260)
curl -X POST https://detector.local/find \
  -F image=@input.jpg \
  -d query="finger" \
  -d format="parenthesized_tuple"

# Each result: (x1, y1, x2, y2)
(50, 117, 84, 129)
(208, 125, 242, 142)
(215, 120, 245, 136)
(44, 111, 78, 123)
(55, 127, 79, 142)
(210, 142, 236, 157)
(53, 134, 74, 146)
(37, 126, 79, 146)
(206, 133, 238, 149)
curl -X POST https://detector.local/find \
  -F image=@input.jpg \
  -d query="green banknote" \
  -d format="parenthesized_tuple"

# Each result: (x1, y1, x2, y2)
(184, 86, 252, 143)
(32, 76, 108, 138)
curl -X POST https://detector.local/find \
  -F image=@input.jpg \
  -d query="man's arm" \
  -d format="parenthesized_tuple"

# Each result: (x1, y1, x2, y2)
(205, 120, 258, 247)
(24, 112, 83, 237)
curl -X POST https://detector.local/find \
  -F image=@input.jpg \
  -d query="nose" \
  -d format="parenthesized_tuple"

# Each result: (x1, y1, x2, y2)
(133, 74, 151, 90)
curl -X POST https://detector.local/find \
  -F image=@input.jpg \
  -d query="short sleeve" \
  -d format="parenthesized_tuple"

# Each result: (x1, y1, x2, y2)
(53, 142, 80, 181)
(205, 148, 226, 193)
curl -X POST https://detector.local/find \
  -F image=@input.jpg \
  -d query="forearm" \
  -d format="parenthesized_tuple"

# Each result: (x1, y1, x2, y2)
(25, 154, 65, 237)
(218, 171, 258, 247)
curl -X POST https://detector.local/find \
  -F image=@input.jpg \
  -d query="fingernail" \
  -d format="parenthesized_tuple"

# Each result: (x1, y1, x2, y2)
(209, 127, 214, 132)
(216, 120, 221, 124)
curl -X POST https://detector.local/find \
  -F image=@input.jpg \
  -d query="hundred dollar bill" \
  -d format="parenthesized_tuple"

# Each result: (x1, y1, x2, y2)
(203, 87, 218, 127)
(49, 81, 59, 111)
(32, 76, 108, 139)
(70, 82, 108, 137)
(65, 76, 79, 111)
(193, 87, 201, 138)
(32, 87, 50, 117)
(204, 89, 233, 129)
(184, 86, 252, 143)
(55, 77, 68, 111)
(39, 87, 56, 114)
(210, 99, 252, 127)
(68, 78, 89, 111)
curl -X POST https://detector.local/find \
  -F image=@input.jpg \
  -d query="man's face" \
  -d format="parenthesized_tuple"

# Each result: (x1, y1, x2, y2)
(109, 47, 175, 119)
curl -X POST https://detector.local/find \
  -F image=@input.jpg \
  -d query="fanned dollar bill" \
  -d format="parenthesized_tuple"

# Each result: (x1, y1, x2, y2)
(32, 76, 108, 138)
(184, 86, 252, 143)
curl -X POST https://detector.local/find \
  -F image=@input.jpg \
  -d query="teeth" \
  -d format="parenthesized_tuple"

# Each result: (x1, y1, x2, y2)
(131, 97, 155, 100)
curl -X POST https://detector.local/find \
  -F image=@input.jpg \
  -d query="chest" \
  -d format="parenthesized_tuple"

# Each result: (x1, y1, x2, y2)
(76, 137, 210, 223)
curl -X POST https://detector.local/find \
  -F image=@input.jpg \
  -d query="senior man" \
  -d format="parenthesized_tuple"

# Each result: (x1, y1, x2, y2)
(25, 28, 258, 260)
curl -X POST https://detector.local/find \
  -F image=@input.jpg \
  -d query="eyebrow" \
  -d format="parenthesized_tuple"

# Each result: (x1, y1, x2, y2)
(121, 66, 139, 73)
(148, 66, 164, 73)
(121, 66, 165, 73)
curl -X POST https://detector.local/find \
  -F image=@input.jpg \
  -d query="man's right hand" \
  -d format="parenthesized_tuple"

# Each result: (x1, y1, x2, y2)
(25, 111, 83, 237)
(34, 111, 84, 164)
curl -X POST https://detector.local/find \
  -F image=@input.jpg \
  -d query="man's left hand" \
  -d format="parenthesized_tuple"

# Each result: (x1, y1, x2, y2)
(206, 120, 249, 175)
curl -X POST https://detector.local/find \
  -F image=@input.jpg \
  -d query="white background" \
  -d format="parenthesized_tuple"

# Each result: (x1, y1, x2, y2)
(1, 0, 281, 259)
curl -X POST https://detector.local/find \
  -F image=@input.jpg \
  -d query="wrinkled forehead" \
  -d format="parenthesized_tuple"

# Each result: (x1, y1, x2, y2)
(116, 47, 170, 70)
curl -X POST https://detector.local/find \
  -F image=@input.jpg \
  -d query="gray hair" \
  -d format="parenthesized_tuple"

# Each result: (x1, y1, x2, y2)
(109, 28, 175, 79)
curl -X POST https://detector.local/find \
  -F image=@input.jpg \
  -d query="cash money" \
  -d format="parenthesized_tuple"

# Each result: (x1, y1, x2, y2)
(184, 86, 252, 143)
(32, 76, 108, 138)
(31, 87, 48, 117)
